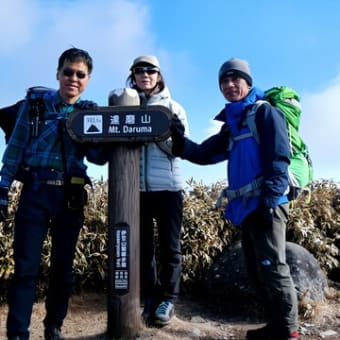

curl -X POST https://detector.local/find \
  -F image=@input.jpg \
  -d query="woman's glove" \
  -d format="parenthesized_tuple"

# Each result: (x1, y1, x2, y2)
(171, 115, 185, 156)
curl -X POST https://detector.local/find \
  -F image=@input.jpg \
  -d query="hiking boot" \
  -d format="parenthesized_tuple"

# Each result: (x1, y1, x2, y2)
(154, 301, 174, 326)
(44, 326, 64, 340)
(246, 325, 299, 340)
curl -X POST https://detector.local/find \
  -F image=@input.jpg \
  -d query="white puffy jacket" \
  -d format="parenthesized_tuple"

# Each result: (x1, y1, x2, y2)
(139, 87, 189, 192)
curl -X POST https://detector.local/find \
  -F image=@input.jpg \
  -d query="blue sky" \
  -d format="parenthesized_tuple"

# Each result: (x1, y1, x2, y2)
(1, 0, 340, 186)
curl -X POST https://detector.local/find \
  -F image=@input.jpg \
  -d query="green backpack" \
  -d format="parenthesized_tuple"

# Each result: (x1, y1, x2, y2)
(246, 86, 313, 200)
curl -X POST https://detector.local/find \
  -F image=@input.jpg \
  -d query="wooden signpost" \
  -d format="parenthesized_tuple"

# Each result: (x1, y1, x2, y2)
(66, 88, 172, 339)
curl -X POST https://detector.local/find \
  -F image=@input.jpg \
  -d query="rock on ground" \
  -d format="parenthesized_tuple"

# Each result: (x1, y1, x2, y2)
(203, 241, 328, 315)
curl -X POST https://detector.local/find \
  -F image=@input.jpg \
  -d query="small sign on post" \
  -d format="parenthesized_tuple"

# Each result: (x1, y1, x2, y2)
(112, 222, 129, 293)
(66, 104, 172, 143)
(66, 88, 172, 339)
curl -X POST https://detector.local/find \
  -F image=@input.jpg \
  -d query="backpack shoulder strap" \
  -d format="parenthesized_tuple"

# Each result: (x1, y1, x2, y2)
(227, 100, 266, 151)
(246, 100, 265, 143)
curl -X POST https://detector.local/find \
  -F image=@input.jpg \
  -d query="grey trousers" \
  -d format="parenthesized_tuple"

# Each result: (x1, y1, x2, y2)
(241, 204, 299, 335)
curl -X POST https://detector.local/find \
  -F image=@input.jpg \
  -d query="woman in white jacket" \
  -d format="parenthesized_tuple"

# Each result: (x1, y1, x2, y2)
(126, 55, 189, 326)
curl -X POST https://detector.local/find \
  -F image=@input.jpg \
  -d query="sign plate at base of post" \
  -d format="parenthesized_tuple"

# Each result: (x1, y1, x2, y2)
(112, 223, 129, 295)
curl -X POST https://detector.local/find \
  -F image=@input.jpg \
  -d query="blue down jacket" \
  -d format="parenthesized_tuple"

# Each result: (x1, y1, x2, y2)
(139, 87, 189, 192)
(180, 87, 290, 225)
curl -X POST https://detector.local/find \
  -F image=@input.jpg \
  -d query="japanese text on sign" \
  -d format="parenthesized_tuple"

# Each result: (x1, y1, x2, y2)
(114, 227, 129, 291)
(108, 113, 152, 134)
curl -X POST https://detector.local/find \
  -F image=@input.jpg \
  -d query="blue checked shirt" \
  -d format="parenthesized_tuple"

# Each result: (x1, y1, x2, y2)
(0, 91, 106, 188)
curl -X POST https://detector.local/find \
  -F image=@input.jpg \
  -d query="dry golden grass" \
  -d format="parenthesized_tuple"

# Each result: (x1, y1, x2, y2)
(0, 178, 340, 337)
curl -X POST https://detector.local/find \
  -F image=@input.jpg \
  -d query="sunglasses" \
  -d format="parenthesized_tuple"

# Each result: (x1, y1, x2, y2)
(133, 66, 159, 75)
(62, 68, 87, 79)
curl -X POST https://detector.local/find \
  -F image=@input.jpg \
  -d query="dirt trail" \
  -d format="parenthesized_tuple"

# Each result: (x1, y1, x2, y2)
(1, 292, 339, 339)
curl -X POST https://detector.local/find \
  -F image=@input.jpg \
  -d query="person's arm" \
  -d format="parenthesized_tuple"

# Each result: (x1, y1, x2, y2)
(172, 116, 230, 165)
(0, 100, 24, 143)
(0, 101, 31, 188)
(84, 144, 108, 166)
(255, 103, 290, 207)
(156, 100, 189, 157)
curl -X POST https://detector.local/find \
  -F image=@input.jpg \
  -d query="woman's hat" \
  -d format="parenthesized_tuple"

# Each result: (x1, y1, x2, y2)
(130, 55, 160, 70)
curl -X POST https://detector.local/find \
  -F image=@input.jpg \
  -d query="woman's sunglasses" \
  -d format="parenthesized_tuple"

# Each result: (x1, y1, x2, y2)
(133, 66, 159, 75)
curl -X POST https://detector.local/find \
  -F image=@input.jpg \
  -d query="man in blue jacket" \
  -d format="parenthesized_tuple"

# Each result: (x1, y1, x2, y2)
(0, 47, 106, 340)
(171, 58, 299, 340)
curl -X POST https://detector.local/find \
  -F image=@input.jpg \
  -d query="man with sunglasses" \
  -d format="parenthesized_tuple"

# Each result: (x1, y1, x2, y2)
(0, 47, 106, 340)
(125, 56, 189, 327)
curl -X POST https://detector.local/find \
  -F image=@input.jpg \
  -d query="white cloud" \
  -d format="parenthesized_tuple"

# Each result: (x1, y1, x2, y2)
(42, 0, 155, 72)
(300, 76, 340, 181)
(0, 0, 161, 106)
(0, 0, 39, 53)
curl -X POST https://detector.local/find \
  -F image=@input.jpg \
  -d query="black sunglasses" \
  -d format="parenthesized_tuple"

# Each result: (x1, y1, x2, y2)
(62, 68, 87, 79)
(133, 66, 159, 75)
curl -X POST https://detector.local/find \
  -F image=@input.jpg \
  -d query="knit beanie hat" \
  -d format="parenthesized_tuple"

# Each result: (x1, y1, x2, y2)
(218, 58, 252, 86)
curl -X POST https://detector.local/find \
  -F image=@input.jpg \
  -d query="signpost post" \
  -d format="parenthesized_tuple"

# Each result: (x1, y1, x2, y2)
(66, 88, 172, 339)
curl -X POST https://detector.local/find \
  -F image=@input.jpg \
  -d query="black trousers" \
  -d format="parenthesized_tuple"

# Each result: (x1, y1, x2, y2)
(140, 190, 183, 303)
(6, 183, 83, 339)
(241, 204, 298, 335)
